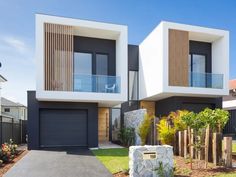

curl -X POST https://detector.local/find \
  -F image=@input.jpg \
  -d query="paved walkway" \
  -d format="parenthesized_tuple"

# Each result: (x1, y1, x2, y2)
(98, 142, 124, 149)
(4, 148, 112, 177)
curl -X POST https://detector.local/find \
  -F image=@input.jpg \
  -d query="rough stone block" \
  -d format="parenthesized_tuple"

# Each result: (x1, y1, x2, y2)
(129, 145, 174, 177)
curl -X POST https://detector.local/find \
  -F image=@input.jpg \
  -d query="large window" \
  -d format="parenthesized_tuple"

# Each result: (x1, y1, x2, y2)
(74, 52, 92, 91)
(189, 54, 206, 87)
(96, 54, 108, 92)
(129, 71, 138, 100)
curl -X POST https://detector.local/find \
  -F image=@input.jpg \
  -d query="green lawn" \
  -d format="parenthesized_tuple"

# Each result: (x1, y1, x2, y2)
(215, 173, 236, 177)
(233, 142, 236, 152)
(92, 143, 236, 176)
(92, 148, 129, 174)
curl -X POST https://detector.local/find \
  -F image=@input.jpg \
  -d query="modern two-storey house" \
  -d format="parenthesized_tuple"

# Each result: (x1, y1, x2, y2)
(122, 21, 229, 118)
(28, 14, 229, 149)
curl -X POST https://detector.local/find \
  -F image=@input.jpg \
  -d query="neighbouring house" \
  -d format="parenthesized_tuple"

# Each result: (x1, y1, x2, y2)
(1, 97, 27, 120)
(223, 80, 236, 136)
(0, 75, 7, 116)
(28, 14, 229, 150)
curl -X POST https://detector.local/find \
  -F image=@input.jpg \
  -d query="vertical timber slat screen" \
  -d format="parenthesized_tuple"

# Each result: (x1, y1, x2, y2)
(44, 23, 74, 91)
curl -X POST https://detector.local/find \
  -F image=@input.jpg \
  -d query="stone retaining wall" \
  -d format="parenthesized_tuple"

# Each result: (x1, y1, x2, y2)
(124, 109, 146, 145)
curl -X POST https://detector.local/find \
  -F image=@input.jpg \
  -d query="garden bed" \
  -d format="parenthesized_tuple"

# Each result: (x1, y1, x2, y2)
(0, 149, 28, 177)
(112, 155, 236, 177)
(174, 156, 236, 177)
(92, 147, 236, 177)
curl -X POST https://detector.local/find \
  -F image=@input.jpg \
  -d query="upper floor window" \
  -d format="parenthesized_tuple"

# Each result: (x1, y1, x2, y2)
(74, 52, 92, 75)
(74, 52, 92, 92)
(129, 71, 138, 100)
(96, 54, 108, 75)
(4, 108, 10, 112)
(189, 54, 206, 87)
(189, 54, 206, 73)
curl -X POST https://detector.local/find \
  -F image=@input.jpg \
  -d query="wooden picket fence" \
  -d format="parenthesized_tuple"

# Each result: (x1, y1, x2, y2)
(146, 117, 232, 168)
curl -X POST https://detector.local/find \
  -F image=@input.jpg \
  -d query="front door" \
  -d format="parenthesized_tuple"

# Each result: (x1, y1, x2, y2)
(98, 108, 109, 142)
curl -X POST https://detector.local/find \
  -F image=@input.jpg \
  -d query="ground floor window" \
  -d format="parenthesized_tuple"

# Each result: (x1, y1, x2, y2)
(111, 108, 121, 141)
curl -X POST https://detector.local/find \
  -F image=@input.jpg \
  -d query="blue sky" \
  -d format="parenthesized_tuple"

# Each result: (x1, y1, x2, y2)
(0, 0, 235, 105)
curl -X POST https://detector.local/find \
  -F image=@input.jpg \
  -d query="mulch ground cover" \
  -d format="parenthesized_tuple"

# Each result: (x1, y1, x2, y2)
(0, 150, 28, 177)
(113, 155, 236, 177)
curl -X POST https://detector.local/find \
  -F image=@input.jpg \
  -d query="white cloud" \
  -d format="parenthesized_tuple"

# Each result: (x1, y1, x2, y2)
(0, 35, 35, 105)
(3, 37, 27, 53)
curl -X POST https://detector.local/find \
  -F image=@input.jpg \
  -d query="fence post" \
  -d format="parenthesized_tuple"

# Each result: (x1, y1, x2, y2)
(174, 132, 179, 155)
(20, 119, 22, 144)
(190, 129, 195, 159)
(0, 116, 2, 144)
(184, 130, 188, 158)
(12, 118, 14, 142)
(205, 125, 210, 168)
(223, 137, 232, 167)
(153, 118, 156, 145)
(155, 117, 160, 145)
(200, 129, 205, 160)
(179, 131, 184, 157)
(213, 132, 222, 165)
(208, 129, 213, 162)
(188, 127, 191, 154)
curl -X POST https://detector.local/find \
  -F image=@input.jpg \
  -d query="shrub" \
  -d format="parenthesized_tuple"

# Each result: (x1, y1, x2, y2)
(181, 112, 197, 128)
(210, 109, 229, 132)
(192, 108, 229, 132)
(0, 139, 18, 163)
(118, 127, 135, 146)
(157, 118, 175, 145)
(169, 110, 189, 131)
(138, 114, 154, 145)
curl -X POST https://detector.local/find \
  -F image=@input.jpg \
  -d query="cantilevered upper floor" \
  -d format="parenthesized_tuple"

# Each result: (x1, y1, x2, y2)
(139, 21, 229, 101)
(36, 14, 128, 106)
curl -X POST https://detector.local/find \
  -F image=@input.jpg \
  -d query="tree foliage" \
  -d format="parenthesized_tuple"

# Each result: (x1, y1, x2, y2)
(138, 114, 154, 145)
(157, 118, 175, 145)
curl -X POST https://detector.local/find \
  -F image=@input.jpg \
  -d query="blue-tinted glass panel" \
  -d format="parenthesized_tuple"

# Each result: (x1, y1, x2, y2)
(74, 52, 92, 92)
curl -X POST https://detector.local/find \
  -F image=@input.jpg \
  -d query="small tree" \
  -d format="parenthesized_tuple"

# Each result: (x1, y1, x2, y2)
(181, 108, 229, 169)
(118, 127, 135, 146)
(211, 109, 229, 132)
(138, 114, 154, 145)
(157, 117, 175, 145)
(169, 110, 189, 131)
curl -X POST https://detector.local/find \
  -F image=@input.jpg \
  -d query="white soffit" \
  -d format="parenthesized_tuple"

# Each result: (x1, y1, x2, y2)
(189, 31, 221, 42)
(162, 21, 227, 42)
(73, 27, 120, 40)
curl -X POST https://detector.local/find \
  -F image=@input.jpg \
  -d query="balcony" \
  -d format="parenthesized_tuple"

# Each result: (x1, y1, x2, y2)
(73, 74, 121, 93)
(189, 72, 223, 89)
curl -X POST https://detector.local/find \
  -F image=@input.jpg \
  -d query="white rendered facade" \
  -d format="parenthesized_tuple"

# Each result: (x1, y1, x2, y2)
(36, 14, 128, 107)
(139, 21, 229, 101)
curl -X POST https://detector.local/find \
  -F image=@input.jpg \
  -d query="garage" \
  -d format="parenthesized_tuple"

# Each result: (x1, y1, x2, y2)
(40, 109, 88, 147)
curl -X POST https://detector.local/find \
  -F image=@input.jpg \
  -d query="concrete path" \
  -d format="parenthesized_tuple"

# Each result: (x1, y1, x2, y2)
(4, 148, 112, 177)
(98, 141, 124, 149)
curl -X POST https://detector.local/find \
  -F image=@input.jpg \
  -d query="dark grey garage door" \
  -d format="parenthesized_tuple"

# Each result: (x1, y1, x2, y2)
(40, 109, 88, 147)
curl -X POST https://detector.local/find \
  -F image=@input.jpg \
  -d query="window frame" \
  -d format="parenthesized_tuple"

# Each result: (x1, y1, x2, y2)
(4, 108, 10, 112)
(128, 70, 139, 101)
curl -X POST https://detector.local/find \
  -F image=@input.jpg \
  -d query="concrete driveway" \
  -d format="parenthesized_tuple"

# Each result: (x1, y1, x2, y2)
(4, 148, 112, 177)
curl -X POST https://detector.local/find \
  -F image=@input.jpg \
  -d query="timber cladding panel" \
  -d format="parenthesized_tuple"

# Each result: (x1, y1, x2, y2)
(98, 108, 109, 142)
(168, 29, 189, 87)
(44, 23, 74, 91)
(140, 101, 155, 116)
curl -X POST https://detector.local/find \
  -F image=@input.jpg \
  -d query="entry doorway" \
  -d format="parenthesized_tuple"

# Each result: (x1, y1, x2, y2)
(98, 108, 109, 142)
